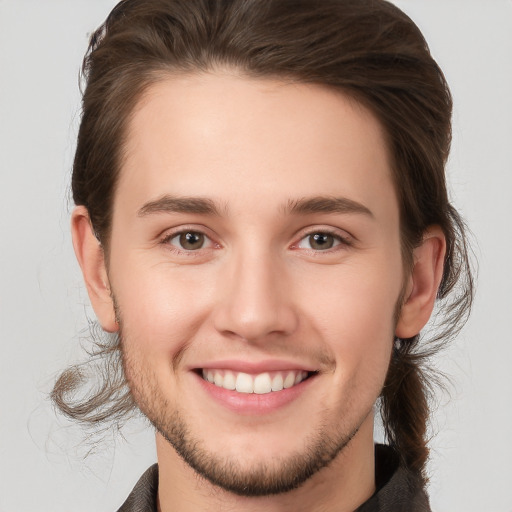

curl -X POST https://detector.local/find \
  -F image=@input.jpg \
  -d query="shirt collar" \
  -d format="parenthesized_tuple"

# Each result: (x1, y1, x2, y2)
(117, 445, 431, 512)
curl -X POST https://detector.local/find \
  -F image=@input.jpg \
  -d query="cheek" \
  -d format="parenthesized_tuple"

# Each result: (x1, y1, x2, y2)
(111, 256, 237, 389)
(110, 260, 208, 359)
(296, 260, 400, 380)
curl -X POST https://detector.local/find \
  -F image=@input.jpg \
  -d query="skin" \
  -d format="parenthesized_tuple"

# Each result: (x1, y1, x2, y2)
(72, 72, 446, 512)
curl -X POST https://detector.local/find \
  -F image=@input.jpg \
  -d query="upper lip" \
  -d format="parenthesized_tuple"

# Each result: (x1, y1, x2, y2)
(191, 359, 318, 374)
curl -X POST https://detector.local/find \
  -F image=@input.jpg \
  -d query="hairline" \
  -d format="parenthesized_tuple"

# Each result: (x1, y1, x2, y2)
(101, 64, 422, 274)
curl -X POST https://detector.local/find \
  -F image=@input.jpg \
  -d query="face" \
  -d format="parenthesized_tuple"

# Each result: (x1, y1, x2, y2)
(107, 72, 404, 495)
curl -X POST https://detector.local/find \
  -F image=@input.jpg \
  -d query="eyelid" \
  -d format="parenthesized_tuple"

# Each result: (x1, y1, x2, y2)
(290, 226, 354, 251)
(156, 224, 353, 254)
(159, 225, 220, 253)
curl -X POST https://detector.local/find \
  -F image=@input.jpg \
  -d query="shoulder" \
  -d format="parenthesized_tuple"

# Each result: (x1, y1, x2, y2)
(116, 464, 159, 512)
(356, 445, 431, 512)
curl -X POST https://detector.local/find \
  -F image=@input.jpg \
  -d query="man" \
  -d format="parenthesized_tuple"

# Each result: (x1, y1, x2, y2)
(52, 1, 473, 510)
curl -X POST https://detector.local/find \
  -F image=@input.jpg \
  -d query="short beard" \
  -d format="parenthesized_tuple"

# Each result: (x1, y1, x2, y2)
(116, 301, 367, 498)
(151, 409, 358, 497)
(122, 344, 363, 497)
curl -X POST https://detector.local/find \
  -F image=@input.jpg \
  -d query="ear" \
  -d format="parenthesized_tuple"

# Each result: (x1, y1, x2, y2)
(395, 226, 446, 339)
(71, 206, 118, 333)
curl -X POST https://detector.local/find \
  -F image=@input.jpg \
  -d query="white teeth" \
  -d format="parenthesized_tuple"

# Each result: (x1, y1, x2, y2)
(223, 370, 236, 390)
(202, 369, 215, 383)
(214, 371, 223, 387)
(254, 373, 272, 394)
(283, 372, 296, 389)
(203, 369, 310, 394)
(235, 372, 254, 393)
(271, 374, 284, 391)
(295, 371, 308, 385)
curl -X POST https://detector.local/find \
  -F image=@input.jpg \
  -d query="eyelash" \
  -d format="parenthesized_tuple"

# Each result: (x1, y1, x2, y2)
(292, 229, 353, 253)
(159, 227, 353, 255)
(159, 227, 217, 256)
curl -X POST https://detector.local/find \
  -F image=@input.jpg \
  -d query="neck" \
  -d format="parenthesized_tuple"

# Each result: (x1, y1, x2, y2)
(156, 414, 376, 512)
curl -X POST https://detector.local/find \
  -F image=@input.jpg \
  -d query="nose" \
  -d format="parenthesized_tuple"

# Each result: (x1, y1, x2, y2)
(212, 249, 299, 344)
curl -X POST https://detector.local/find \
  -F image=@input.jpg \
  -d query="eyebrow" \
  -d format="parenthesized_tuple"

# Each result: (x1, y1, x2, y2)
(138, 195, 223, 217)
(137, 194, 373, 219)
(284, 196, 373, 218)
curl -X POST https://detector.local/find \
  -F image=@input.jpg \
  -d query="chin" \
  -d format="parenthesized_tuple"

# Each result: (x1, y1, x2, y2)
(147, 403, 365, 497)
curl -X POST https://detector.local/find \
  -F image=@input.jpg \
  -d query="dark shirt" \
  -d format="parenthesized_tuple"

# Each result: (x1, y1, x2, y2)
(117, 445, 431, 512)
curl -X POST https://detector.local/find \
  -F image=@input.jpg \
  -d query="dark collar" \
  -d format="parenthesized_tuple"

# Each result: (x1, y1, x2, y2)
(117, 463, 158, 512)
(355, 445, 431, 512)
(117, 445, 431, 512)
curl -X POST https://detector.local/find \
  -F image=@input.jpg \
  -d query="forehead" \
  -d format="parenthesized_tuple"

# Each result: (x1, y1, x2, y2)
(116, 72, 397, 223)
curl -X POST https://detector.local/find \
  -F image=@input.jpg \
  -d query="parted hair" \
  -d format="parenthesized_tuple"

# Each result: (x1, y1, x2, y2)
(52, 0, 473, 482)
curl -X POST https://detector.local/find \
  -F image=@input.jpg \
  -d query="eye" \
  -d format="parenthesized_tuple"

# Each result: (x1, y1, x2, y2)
(166, 230, 210, 251)
(296, 231, 347, 251)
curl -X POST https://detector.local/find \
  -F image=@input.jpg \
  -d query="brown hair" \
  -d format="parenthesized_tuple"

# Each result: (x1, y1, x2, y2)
(53, 0, 474, 481)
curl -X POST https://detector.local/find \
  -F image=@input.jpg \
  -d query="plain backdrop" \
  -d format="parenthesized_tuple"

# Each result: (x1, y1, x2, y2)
(1, 1, 511, 511)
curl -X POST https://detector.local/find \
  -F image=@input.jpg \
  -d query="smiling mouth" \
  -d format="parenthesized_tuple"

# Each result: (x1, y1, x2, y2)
(200, 369, 314, 394)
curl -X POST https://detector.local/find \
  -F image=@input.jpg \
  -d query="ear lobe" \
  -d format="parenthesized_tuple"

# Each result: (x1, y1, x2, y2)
(71, 206, 118, 333)
(395, 226, 446, 339)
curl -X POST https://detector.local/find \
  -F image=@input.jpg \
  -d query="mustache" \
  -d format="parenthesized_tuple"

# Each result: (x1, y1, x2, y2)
(113, 294, 337, 374)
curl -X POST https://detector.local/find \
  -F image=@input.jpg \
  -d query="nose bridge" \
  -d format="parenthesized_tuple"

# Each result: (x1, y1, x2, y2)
(213, 243, 298, 342)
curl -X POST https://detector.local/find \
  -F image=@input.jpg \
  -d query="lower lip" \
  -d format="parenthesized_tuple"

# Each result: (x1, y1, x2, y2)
(194, 372, 316, 415)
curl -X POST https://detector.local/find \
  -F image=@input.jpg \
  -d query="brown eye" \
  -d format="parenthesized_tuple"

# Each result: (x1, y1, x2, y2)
(296, 231, 346, 251)
(178, 231, 205, 250)
(165, 231, 207, 251)
(308, 233, 335, 250)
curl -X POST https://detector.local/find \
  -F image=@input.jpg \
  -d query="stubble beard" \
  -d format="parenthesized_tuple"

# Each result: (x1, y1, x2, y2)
(152, 407, 359, 497)
(115, 299, 374, 498)
(121, 347, 366, 497)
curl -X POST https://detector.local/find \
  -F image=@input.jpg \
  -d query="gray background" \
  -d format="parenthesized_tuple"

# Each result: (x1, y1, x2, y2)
(1, 1, 511, 510)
